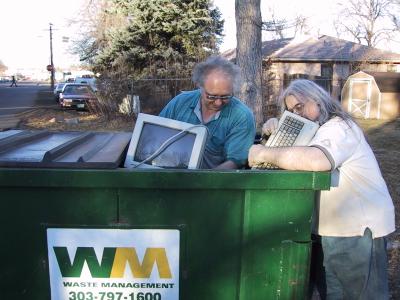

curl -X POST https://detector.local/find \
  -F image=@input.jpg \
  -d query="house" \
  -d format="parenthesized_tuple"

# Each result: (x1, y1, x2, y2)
(223, 35, 400, 117)
(341, 71, 400, 119)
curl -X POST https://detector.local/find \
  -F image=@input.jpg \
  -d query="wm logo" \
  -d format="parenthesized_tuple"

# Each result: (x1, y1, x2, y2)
(54, 247, 172, 279)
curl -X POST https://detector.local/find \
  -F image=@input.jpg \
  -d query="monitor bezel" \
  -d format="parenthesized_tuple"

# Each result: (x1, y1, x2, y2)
(124, 113, 208, 169)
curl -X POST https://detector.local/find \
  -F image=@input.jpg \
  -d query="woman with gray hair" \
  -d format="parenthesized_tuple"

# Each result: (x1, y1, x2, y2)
(160, 55, 255, 169)
(249, 79, 394, 299)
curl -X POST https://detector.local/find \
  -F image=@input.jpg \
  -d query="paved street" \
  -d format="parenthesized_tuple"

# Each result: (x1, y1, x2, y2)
(0, 82, 57, 130)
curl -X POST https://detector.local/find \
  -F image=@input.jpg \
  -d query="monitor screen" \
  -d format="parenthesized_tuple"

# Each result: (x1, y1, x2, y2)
(124, 113, 208, 169)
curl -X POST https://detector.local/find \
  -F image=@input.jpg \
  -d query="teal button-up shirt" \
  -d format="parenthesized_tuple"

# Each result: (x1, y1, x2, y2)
(160, 89, 256, 168)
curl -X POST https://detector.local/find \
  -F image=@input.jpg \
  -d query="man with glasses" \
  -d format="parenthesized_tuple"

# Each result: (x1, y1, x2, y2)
(160, 55, 256, 169)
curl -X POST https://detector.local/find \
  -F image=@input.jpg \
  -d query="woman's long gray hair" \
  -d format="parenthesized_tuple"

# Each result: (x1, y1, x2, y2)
(192, 55, 241, 94)
(278, 79, 353, 125)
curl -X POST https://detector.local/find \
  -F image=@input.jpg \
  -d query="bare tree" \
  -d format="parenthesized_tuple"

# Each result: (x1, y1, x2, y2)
(0, 60, 7, 75)
(262, 10, 287, 39)
(71, 0, 121, 64)
(293, 15, 311, 37)
(235, 0, 263, 128)
(335, 0, 396, 47)
(389, 0, 400, 31)
(262, 11, 310, 40)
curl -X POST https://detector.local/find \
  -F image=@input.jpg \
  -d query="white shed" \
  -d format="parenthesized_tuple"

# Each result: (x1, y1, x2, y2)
(341, 71, 400, 120)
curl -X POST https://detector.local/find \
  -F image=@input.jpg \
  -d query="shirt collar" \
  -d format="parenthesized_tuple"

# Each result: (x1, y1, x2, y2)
(194, 100, 221, 124)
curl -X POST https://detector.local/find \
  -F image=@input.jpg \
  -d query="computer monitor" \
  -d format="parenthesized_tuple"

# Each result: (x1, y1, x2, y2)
(124, 113, 208, 169)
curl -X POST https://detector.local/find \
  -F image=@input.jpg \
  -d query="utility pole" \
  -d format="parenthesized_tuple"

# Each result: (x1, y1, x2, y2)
(49, 23, 55, 90)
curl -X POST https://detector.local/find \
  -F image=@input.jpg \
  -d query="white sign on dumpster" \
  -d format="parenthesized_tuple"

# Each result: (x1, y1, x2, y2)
(47, 228, 180, 300)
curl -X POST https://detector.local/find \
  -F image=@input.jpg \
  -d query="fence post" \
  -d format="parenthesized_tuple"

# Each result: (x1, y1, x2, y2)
(132, 95, 141, 116)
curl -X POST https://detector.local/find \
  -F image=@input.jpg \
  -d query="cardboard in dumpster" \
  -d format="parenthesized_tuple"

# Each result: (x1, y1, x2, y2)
(0, 130, 131, 169)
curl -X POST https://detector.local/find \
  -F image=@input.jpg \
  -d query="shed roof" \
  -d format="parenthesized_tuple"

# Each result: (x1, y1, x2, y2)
(363, 71, 400, 93)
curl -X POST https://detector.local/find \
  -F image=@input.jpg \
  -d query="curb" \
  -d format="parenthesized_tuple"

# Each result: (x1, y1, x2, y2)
(0, 108, 41, 131)
(0, 116, 21, 131)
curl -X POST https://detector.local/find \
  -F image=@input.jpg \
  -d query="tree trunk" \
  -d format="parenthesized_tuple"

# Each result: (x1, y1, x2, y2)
(235, 0, 263, 130)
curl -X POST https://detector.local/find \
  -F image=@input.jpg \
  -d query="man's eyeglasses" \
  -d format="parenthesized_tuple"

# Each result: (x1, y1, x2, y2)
(287, 102, 305, 115)
(204, 91, 233, 102)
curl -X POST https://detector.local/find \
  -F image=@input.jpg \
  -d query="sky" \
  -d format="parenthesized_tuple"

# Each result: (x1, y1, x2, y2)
(1, 0, 338, 71)
(213, 0, 340, 52)
(213, 0, 400, 53)
(0, 0, 399, 74)
(0, 0, 85, 72)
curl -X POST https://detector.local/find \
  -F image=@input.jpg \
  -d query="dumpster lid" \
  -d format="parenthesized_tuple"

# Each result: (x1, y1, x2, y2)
(0, 130, 131, 169)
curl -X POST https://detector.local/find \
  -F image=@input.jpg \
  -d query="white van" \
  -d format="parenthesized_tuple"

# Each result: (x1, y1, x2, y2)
(75, 76, 97, 92)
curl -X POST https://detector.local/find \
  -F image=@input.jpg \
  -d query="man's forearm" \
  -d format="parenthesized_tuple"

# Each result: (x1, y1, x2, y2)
(214, 160, 238, 170)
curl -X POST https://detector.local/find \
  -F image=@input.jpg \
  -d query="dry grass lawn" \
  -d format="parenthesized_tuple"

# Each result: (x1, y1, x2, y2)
(19, 108, 135, 132)
(356, 118, 400, 300)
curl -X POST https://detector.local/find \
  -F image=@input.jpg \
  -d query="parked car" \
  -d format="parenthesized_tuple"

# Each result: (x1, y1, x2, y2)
(53, 83, 66, 102)
(59, 83, 98, 110)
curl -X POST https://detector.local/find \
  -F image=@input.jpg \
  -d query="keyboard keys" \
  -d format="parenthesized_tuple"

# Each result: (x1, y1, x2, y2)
(268, 118, 304, 148)
(255, 111, 319, 170)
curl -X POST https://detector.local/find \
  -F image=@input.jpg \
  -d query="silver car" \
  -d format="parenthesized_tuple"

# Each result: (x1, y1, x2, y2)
(54, 83, 66, 102)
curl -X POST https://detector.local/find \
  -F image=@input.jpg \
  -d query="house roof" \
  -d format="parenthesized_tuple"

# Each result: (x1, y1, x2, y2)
(222, 35, 400, 63)
(359, 71, 400, 93)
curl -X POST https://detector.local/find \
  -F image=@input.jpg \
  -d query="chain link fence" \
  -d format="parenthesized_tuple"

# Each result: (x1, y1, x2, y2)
(130, 78, 195, 115)
(96, 75, 343, 121)
(262, 75, 345, 119)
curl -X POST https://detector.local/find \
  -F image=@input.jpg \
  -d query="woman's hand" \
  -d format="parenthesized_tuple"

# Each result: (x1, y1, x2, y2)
(248, 144, 269, 167)
(262, 118, 279, 136)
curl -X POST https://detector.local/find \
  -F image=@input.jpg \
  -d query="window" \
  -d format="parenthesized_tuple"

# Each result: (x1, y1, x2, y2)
(321, 64, 333, 78)
(387, 64, 397, 72)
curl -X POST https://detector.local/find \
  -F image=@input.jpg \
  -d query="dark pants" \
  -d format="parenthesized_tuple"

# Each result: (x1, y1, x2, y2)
(310, 229, 389, 300)
(309, 234, 327, 299)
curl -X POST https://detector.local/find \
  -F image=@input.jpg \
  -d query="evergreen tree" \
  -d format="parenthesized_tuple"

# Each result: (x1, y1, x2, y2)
(83, 0, 223, 78)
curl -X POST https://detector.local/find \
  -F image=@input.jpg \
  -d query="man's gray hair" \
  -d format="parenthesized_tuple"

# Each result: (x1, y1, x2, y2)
(278, 79, 353, 125)
(192, 55, 241, 93)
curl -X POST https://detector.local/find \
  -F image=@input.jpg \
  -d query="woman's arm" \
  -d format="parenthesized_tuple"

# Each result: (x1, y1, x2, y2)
(248, 144, 332, 171)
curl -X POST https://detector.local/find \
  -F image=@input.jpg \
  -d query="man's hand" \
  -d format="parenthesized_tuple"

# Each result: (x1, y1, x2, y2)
(214, 160, 238, 170)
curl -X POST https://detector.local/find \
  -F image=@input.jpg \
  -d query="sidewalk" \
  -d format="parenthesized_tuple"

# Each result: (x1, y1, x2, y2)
(0, 87, 57, 131)
(0, 114, 21, 131)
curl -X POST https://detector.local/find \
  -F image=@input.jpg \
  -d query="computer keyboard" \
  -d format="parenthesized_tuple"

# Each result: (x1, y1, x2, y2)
(254, 110, 320, 169)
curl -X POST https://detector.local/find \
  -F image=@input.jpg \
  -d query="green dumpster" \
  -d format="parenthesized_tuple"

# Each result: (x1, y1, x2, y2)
(0, 167, 330, 300)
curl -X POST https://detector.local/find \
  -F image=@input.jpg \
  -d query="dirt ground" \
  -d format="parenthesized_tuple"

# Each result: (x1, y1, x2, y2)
(18, 108, 400, 299)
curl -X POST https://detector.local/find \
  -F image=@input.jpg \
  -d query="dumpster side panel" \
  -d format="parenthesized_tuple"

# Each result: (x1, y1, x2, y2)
(239, 189, 314, 299)
(119, 189, 244, 300)
(0, 187, 118, 299)
(0, 169, 330, 300)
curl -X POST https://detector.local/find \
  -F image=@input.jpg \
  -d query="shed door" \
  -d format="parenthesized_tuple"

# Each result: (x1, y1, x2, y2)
(348, 79, 372, 118)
